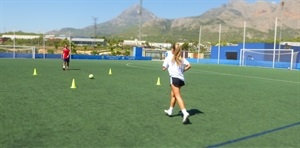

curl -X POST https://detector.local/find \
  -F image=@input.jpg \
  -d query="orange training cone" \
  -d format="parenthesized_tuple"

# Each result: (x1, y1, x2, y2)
(156, 77, 161, 85)
(70, 79, 77, 89)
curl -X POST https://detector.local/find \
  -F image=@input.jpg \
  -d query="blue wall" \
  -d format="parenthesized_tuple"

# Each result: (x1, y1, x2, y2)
(210, 43, 279, 60)
(209, 43, 300, 69)
(133, 46, 143, 58)
(0, 46, 151, 60)
(0, 53, 152, 60)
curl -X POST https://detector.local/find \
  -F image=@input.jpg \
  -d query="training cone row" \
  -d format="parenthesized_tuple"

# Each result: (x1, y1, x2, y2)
(33, 68, 37, 76)
(70, 79, 77, 89)
(156, 77, 161, 85)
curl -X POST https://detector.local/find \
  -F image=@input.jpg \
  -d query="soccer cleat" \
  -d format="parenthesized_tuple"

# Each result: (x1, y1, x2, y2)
(182, 113, 190, 124)
(63, 68, 65, 70)
(164, 110, 172, 116)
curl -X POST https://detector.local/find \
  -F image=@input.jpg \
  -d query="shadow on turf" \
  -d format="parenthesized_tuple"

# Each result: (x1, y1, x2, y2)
(173, 109, 204, 116)
(67, 68, 80, 70)
(169, 109, 204, 125)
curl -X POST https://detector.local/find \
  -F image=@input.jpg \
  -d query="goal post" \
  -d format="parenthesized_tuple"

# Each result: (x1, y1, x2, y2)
(240, 49, 298, 70)
(0, 45, 35, 59)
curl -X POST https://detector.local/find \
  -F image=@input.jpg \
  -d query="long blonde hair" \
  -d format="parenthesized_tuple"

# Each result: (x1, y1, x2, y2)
(172, 43, 182, 65)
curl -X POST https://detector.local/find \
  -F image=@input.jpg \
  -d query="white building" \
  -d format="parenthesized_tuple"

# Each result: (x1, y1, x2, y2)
(71, 38, 105, 46)
(149, 42, 172, 49)
(280, 42, 300, 47)
(123, 39, 146, 46)
(122, 39, 172, 49)
(2, 34, 40, 39)
(45, 35, 105, 46)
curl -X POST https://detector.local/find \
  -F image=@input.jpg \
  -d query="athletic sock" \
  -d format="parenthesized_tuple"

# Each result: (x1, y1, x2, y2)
(181, 109, 189, 115)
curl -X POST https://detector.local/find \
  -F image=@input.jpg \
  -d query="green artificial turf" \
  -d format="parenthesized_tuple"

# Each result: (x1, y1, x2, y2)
(0, 59, 299, 147)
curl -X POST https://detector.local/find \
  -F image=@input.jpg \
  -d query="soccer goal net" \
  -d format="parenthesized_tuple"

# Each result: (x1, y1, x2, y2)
(240, 49, 299, 70)
(0, 45, 36, 59)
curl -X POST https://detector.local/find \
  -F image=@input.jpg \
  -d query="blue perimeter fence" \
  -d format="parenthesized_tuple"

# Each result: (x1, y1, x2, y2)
(1, 53, 299, 70)
(0, 53, 152, 60)
(188, 58, 300, 70)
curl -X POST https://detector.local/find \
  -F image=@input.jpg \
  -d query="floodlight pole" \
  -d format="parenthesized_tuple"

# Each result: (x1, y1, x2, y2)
(197, 26, 202, 63)
(92, 17, 98, 47)
(43, 32, 45, 59)
(138, 0, 143, 46)
(69, 31, 72, 60)
(13, 28, 15, 58)
(240, 21, 246, 66)
(278, 1, 284, 62)
(273, 17, 278, 68)
(243, 21, 246, 50)
(217, 24, 221, 64)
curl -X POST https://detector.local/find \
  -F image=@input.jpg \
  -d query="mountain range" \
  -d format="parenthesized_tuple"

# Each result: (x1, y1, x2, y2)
(48, 0, 300, 43)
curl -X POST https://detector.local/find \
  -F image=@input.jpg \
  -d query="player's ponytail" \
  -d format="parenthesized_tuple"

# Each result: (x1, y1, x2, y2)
(172, 43, 182, 65)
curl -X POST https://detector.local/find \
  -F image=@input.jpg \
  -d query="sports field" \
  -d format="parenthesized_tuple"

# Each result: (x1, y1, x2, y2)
(0, 59, 299, 147)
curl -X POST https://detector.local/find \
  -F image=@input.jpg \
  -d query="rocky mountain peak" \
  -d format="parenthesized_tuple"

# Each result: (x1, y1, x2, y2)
(50, 0, 300, 42)
(105, 4, 159, 26)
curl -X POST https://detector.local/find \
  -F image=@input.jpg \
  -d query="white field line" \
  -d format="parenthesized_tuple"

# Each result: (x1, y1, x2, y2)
(126, 63, 300, 84)
(190, 69, 300, 84)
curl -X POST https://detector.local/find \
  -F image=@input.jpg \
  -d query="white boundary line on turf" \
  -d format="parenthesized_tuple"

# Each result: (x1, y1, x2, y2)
(126, 63, 300, 85)
(190, 69, 300, 84)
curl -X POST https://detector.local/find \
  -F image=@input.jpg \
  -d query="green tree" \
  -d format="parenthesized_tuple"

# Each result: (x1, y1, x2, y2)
(124, 50, 130, 56)
(55, 44, 59, 50)
(60, 39, 69, 47)
(181, 42, 189, 51)
(48, 50, 54, 54)
(91, 50, 99, 55)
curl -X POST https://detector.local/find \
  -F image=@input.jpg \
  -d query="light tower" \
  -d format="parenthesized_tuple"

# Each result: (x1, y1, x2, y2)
(279, 0, 284, 45)
(138, 0, 143, 44)
(278, 0, 284, 61)
(92, 16, 98, 46)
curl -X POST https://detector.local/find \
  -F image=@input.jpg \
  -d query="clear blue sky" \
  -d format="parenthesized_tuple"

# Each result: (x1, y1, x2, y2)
(0, 0, 279, 33)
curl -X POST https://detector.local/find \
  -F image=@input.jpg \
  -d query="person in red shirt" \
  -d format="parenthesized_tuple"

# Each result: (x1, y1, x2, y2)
(61, 44, 70, 70)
